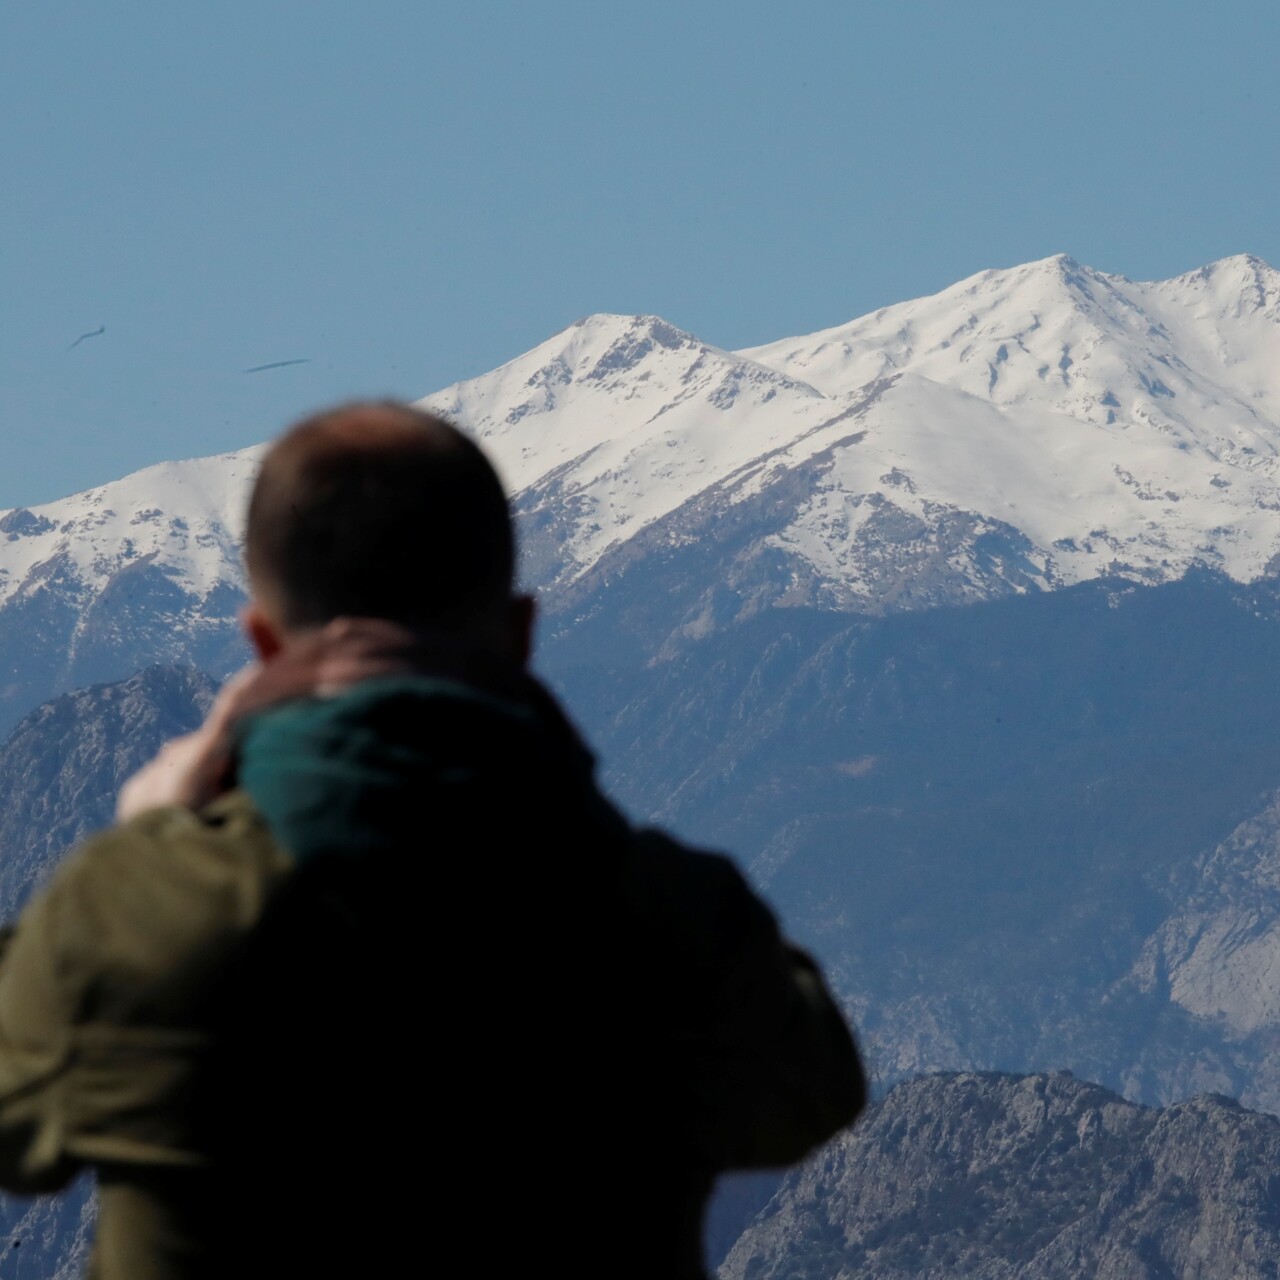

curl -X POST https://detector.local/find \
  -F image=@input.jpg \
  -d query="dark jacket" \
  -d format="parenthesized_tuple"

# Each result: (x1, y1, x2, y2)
(0, 662, 865, 1278)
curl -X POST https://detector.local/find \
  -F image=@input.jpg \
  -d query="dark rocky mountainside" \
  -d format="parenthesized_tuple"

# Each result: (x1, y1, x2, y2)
(0, 665, 217, 919)
(0, 557, 244, 739)
(542, 567, 1280, 1115)
(720, 1071, 1280, 1280)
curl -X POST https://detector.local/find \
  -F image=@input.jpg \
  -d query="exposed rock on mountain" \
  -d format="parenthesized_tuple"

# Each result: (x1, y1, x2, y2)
(0, 665, 216, 919)
(720, 1070, 1280, 1279)
(1125, 792, 1280, 1039)
(0, 459, 250, 734)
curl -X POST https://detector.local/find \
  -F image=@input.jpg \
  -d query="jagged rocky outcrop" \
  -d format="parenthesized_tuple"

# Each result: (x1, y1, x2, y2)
(0, 664, 217, 919)
(720, 1071, 1280, 1279)
(1104, 788, 1280, 1114)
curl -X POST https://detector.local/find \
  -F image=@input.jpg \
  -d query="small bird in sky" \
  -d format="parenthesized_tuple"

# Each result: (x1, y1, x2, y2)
(67, 325, 105, 351)
(243, 358, 310, 374)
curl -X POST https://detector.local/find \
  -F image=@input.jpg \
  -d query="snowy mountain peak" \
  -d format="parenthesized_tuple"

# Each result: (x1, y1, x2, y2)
(0, 252, 1278, 719)
(737, 255, 1148, 404)
(1180, 251, 1278, 291)
(742, 255, 1280, 442)
(420, 311, 826, 508)
(0, 447, 259, 611)
(1151, 254, 1280, 335)
(544, 312, 700, 381)
(454, 254, 1280, 606)
(1004, 250, 1092, 282)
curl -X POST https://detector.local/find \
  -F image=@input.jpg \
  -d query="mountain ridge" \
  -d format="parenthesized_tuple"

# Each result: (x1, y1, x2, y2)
(0, 252, 1274, 730)
(719, 1069, 1280, 1280)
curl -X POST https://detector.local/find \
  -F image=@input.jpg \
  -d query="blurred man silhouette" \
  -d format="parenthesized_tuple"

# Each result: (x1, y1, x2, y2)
(0, 401, 865, 1278)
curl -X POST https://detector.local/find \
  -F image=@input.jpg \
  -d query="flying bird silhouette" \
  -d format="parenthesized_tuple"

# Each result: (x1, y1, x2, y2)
(67, 325, 105, 351)
(243, 358, 310, 374)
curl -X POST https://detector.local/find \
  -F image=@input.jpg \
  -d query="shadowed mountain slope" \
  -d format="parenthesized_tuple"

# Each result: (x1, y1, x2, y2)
(539, 568, 1280, 1113)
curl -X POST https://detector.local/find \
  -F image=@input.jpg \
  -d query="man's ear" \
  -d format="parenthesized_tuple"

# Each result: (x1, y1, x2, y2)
(509, 594, 537, 668)
(240, 602, 285, 662)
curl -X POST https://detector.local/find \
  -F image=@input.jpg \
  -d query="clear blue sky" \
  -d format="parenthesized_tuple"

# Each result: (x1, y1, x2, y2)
(4, 0, 1277, 508)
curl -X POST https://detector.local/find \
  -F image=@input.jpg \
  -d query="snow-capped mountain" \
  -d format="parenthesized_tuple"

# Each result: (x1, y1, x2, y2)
(0, 450, 258, 613)
(0, 451, 257, 731)
(739, 253, 1280, 597)
(0, 253, 1276, 725)
(423, 253, 1280, 611)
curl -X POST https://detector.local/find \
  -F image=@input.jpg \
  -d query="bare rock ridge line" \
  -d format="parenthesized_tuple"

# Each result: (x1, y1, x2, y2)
(720, 1070, 1280, 1280)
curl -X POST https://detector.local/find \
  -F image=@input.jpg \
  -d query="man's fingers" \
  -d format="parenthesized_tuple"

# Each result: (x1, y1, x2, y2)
(116, 728, 234, 821)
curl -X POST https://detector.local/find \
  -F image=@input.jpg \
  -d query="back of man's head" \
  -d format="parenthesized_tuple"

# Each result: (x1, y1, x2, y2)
(245, 401, 514, 635)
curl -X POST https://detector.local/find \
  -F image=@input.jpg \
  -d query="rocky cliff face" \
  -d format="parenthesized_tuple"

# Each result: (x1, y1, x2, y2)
(720, 1071, 1280, 1279)
(0, 665, 216, 919)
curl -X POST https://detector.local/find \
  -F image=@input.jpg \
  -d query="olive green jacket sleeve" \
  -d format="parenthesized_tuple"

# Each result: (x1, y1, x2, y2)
(0, 793, 293, 1193)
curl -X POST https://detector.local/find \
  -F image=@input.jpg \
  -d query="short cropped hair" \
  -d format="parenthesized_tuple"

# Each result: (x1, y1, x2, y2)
(245, 401, 514, 631)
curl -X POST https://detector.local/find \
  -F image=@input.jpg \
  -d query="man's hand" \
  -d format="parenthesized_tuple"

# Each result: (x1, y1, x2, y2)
(116, 665, 262, 821)
(115, 618, 435, 822)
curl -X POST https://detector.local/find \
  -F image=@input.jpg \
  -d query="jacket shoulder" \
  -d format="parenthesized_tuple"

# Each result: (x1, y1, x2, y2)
(34, 791, 294, 1021)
